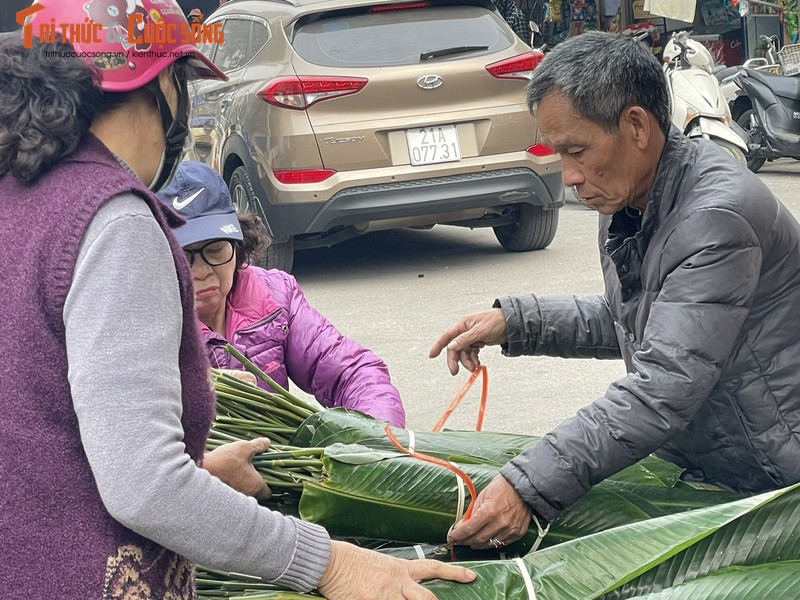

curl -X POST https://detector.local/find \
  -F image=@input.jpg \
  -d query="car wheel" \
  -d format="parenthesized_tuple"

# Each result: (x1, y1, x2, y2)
(229, 166, 295, 272)
(493, 204, 559, 252)
(736, 110, 767, 173)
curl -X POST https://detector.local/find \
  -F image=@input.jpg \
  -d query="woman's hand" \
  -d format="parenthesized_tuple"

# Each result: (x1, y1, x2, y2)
(318, 541, 477, 600)
(217, 369, 258, 386)
(203, 438, 272, 500)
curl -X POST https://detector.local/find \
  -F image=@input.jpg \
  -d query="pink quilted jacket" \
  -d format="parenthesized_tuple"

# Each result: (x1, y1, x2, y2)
(201, 266, 405, 427)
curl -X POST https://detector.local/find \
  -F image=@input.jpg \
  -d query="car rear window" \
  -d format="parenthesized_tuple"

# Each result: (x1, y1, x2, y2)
(291, 5, 514, 67)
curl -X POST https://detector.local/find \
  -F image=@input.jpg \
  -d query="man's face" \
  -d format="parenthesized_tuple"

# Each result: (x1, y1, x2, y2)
(537, 92, 651, 215)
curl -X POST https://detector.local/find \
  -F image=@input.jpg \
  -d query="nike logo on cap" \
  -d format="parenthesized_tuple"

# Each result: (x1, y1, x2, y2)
(173, 188, 205, 210)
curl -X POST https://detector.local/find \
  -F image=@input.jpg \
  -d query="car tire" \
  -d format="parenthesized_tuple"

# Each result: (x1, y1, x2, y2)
(493, 204, 559, 252)
(736, 110, 766, 173)
(229, 166, 295, 273)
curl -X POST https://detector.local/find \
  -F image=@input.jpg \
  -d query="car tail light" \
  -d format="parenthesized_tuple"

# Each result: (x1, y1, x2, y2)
(370, 2, 429, 11)
(526, 144, 556, 156)
(273, 169, 336, 184)
(486, 51, 546, 80)
(257, 76, 368, 110)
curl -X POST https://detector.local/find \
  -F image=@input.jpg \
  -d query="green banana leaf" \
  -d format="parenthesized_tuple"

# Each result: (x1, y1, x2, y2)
(298, 443, 537, 554)
(196, 565, 323, 599)
(290, 408, 720, 488)
(601, 486, 800, 599)
(199, 592, 315, 600)
(298, 444, 743, 553)
(545, 479, 741, 546)
(291, 408, 539, 465)
(422, 483, 800, 599)
(606, 456, 683, 486)
(620, 561, 800, 599)
(200, 485, 800, 599)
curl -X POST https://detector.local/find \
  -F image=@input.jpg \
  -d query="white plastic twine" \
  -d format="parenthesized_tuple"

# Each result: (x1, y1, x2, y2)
(530, 514, 551, 553)
(413, 545, 426, 560)
(513, 557, 537, 599)
(407, 430, 416, 454)
(452, 463, 466, 522)
(445, 466, 467, 544)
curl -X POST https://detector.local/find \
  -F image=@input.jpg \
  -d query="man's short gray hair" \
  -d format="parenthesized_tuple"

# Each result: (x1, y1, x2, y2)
(527, 32, 671, 136)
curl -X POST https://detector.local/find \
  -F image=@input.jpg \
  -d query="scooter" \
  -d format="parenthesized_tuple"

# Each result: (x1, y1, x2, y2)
(716, 35, 781, 116)
(663, 32, 748, 164)
(715, 34, 781, 85)
(722, 40, 800, 172)
(726, 68, 800, 172)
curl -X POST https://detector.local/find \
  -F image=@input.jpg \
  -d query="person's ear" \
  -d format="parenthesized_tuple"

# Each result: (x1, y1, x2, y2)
(621, 106, 652, 150)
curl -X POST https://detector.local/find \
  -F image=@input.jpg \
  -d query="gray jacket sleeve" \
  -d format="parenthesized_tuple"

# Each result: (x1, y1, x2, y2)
(64, 194, 330, 591)
(496, 294, 621, 359)
(501, 208, 763, 521)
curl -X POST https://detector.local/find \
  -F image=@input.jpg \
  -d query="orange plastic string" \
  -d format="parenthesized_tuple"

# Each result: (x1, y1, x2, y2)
(386, 367, 488, 561)
(432, 365, 489, 432)
(383, 424, 477, 522)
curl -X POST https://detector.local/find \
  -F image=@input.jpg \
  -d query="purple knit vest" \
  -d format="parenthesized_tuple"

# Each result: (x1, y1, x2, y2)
(0, 136, 217, 599)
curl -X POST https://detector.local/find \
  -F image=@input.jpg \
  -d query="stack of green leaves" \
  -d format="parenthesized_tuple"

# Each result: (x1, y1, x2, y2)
(198, 484, 800, 599)
(202, 346, 798, 598)
(293, 437, 740, 551)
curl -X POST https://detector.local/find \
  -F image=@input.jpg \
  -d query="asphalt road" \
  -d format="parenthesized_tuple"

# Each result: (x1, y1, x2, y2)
(289, 159, 800, 436)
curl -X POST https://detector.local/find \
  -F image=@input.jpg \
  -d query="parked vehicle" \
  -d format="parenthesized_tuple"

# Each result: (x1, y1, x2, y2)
(187, 0, 564, 272)
(716, 34, 781, 119)
(715, 34, 782, 86)
(663, 31, 748, 165)
(727, 67, 800, 172)
(719, 37, 800, 172)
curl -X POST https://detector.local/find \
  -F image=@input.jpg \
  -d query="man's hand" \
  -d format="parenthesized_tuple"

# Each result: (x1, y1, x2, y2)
(448, 474, 531, 549)
(429, 308, 508, 375)
(203, 438, 272, 500)
(318, 540, 477, 600)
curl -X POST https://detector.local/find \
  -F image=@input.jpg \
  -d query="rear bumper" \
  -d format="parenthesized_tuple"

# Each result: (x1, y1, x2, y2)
(258, 167, 564, 238)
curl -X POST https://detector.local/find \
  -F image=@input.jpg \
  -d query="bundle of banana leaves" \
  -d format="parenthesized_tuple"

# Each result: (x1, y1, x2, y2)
(197, 483, 800, 599)
(202, 348, 800, 598)
(208, 375, 741, 554)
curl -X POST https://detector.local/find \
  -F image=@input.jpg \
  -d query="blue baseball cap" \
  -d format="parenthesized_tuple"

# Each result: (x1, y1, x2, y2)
(157, 161, 243, 247)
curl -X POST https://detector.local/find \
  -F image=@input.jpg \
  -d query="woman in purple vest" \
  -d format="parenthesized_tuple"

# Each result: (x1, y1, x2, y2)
(0, 1, 474, 599)
(157, 161, 406, 428)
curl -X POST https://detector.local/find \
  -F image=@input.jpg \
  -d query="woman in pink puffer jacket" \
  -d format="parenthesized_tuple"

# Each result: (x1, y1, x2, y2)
(159, 161, 405, 427)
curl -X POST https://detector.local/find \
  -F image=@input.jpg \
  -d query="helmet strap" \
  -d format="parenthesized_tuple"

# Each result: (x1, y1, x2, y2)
(147, 71, 190, 191)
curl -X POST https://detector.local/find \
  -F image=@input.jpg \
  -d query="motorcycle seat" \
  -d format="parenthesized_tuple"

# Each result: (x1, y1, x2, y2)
(746, 68, 800, 100)
(715, 65, 742, 82)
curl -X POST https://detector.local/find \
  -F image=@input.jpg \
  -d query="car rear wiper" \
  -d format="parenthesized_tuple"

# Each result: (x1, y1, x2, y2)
(420, 45, 490, 61)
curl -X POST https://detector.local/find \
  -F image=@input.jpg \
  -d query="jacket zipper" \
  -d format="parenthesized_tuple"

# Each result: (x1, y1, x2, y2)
(237, 308, 284, 333)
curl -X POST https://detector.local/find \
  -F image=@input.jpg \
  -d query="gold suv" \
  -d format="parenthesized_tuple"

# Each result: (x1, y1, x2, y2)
(189, 0, 564, 271)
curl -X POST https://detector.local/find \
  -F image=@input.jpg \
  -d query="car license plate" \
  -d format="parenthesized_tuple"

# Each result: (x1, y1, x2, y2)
(406, 125, 461, 166)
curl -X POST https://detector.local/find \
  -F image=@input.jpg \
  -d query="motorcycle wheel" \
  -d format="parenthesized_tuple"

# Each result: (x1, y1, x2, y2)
(714, 139, 747, 167)
(736, 109, 767, 173)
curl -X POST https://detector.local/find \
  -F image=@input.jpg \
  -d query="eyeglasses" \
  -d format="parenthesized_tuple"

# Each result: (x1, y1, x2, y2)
(183, 240, 235, 267)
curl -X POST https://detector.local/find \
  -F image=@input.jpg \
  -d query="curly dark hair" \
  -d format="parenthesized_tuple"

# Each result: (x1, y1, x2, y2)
(0, 34, 131, 184)
(234, 210, 272, 270)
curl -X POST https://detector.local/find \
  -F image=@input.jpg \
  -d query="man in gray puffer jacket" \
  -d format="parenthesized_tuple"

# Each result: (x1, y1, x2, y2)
(431, 31, 800, 550)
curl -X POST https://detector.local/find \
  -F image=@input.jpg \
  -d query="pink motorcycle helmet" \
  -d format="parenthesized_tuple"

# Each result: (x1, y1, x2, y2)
(24, 0, 226, 91)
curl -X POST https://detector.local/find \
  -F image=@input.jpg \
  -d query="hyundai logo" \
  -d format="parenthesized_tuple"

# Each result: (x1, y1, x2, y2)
(417, 75, 444, 90)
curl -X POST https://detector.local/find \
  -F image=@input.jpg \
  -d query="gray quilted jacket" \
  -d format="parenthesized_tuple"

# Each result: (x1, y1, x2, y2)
(499, 127, 800, 522)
